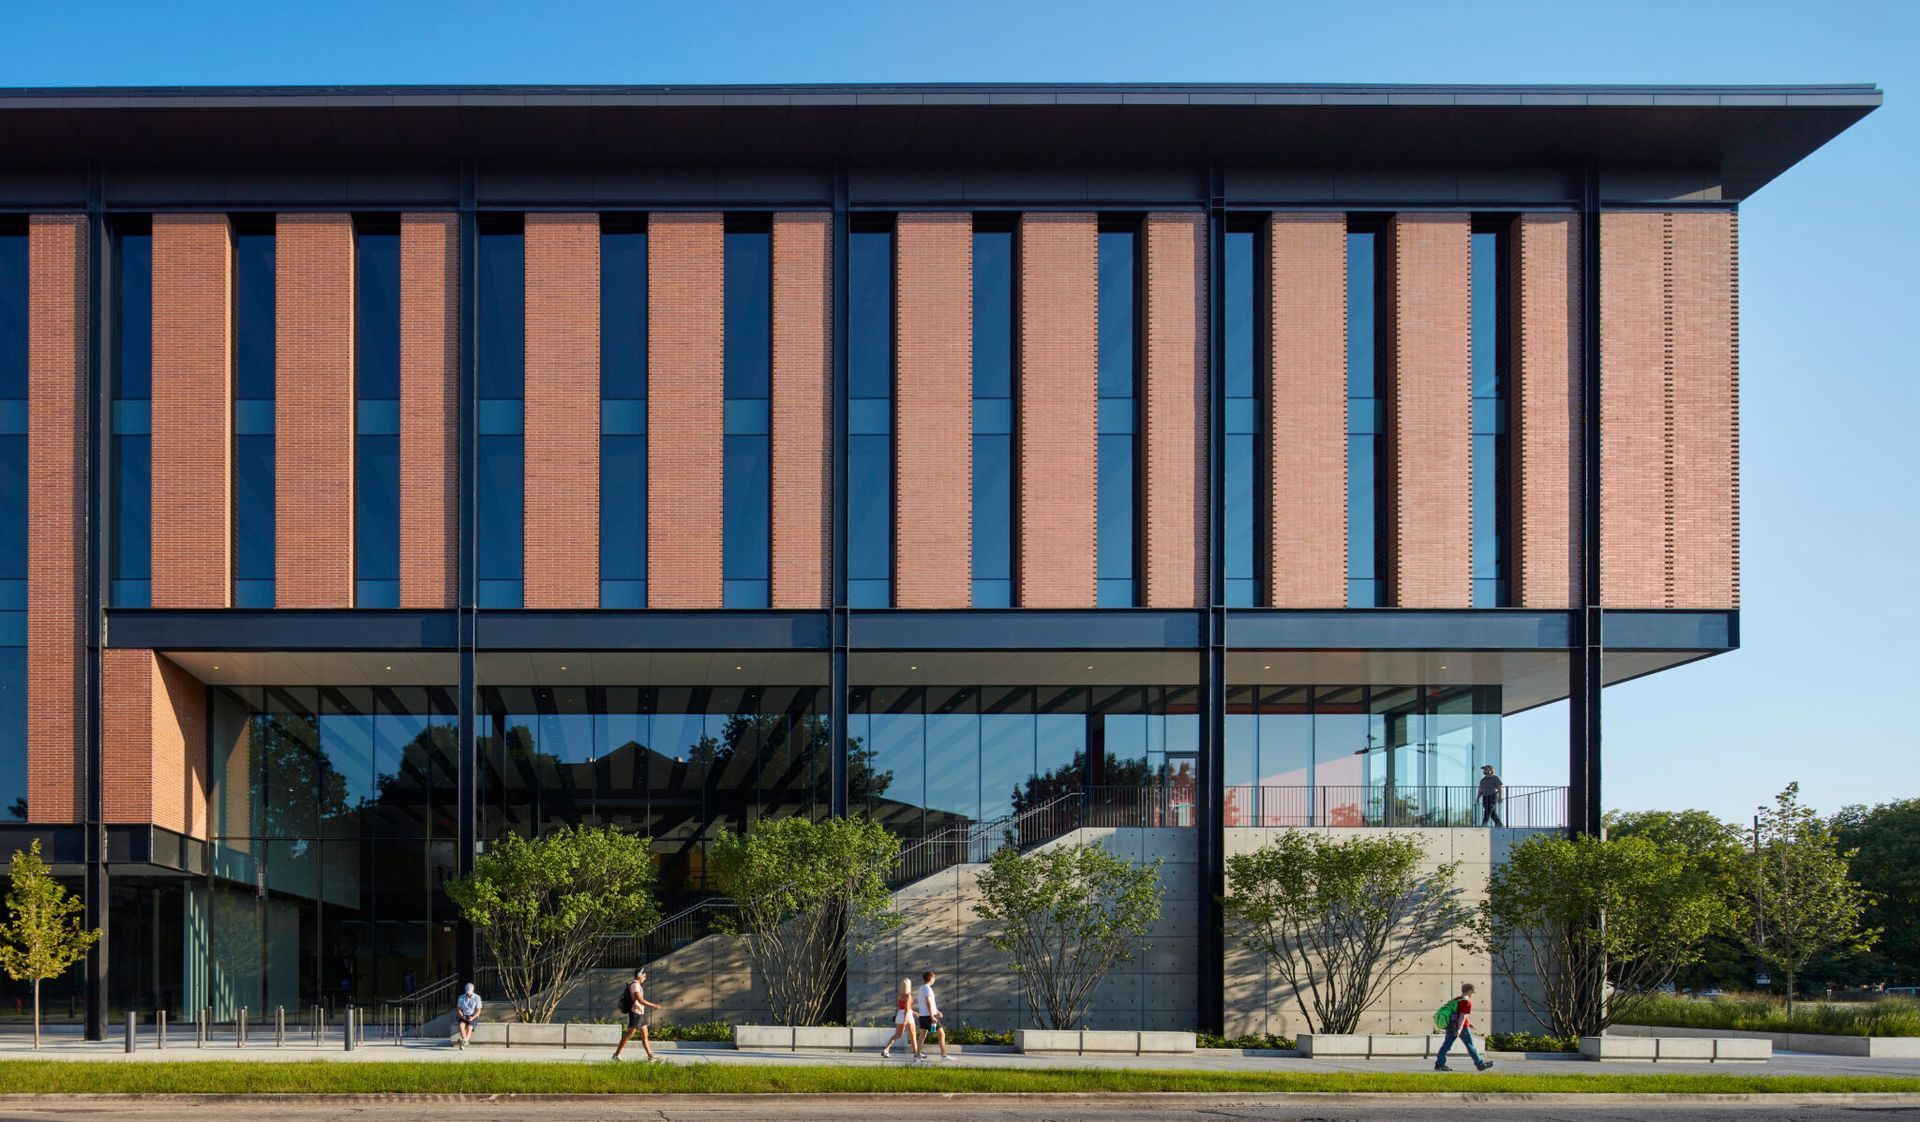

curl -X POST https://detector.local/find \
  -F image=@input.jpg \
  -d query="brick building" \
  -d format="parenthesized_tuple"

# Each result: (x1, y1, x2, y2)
(0, 83, 1876, 1037)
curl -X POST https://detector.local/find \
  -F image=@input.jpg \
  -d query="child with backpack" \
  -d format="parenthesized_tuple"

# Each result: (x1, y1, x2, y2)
(1434, 983, 1493, 1072)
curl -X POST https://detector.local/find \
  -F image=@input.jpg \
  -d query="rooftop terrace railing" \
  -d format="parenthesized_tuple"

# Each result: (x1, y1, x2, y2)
(1223, 784, 1568, 829)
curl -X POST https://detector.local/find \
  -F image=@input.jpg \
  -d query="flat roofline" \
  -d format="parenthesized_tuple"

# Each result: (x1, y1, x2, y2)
(0, 81, 1884, 110)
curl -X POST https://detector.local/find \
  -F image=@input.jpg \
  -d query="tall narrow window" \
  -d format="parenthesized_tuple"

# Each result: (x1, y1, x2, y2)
(847, 220, 894, 608)
(1471, 222, 1511, 608)
(1223, 224, 1262, 607)
(477, 217, 525, 609)
(1345, 223, 1385, 607)
(722, 221, 771, 609)
(110, 219, 152, 608)
(970, 222, 1014, 608)
(231, 219, 275, 607)
(354, 216, 400, 608)
(1095, 223, 1139, 608)
(0, 221, 26, 819)
(600, 215, 647, 608)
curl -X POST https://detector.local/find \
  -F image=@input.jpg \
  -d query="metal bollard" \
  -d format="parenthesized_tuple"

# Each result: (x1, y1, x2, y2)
(342, 1005, 355, 1052)
(157, 1009, 167, 1050)
(275, 1005, 284, 1048)
(124, 1010, 136, 1053)
(237, 1006, 247, 1048)
(197, 1008, 208, 1048)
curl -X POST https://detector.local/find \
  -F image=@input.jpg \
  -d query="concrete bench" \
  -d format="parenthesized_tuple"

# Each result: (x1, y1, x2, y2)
(1014, 1029, 1196, 1055)
(1298, 1033, 1445, 1058)
(1580, 1034, 1769, 1062)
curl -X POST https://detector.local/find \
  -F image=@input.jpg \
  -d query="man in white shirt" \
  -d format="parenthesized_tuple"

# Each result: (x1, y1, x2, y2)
(914, 971, 952, 1061)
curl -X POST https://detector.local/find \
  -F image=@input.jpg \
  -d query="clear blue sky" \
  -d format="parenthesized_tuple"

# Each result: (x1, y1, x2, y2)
(3, 0, 1913, 825)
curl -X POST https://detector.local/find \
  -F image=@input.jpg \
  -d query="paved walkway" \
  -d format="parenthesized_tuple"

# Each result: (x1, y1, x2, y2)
(3, 1033, 1920, 1079)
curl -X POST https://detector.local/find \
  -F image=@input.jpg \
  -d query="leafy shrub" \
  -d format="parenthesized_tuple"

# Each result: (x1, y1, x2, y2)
(942, 1023, 1015, 1046)
(1627, 994, 1920, 1038)
(1487, 1031, 1579, 1053)
(651, 1021, 733, 1042)
(1197, 1030, 1296, 1050)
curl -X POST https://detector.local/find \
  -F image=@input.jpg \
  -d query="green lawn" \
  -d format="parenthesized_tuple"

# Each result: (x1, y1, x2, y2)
(0, 1062, 1915, 1095)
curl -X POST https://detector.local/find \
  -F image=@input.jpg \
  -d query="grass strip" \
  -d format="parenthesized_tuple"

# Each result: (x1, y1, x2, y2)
(0, 1062, 1916, 1096)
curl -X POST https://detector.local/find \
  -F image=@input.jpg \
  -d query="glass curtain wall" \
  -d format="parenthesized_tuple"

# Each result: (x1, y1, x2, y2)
(1345, 222, 1386, 607)
(722, 221, 771, 608)
(1223, 223, 1262, 606)
(847, 220, 894, 607)
(600, 214, 648, 607)
(1471, 221, 1511, 607)
(231, 218, 275, 607)
(353, 216, 401, 607)
(110, 219, 153, 607)
(970, 220, 1015, 607)
(0, 221, 25, 819)
(476, 216, 525, 608)
(1095, 223, 1140, 607)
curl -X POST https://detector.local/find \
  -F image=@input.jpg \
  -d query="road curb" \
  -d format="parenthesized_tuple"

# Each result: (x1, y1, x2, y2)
(0, 1092, 1917, 1105)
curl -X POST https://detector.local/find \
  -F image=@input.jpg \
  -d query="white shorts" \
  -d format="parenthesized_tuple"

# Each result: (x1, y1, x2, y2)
(895, 1009, 910, 1025)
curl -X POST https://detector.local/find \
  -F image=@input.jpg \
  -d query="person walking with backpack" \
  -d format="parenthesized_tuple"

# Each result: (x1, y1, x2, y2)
(612, 966, 664, 1062)
(1434, 982, 1492, 1072)
(453, 983, 481, 1050)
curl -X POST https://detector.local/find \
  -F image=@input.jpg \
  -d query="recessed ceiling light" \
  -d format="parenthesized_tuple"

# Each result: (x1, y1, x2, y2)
(1263, 665, 1272, 671)
(559, 665, 567, 671)
(212, 665, 220, 670)
(735, 665, 744, 671)
(1086, 665, 1094, 671)
(385, 666, 393, 671)
(908, 666, 918, 671)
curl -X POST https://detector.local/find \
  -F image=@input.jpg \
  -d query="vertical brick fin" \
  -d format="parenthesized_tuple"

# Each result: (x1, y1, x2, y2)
(1598, 212, 1669, 608)
(1142, 213, 1207, 609)
(1266, 214, 1347, 608)
(1729, 214, 1741, 609)
(150, 214, 233, 608)
(1384, 213, 1471, 608)
(1016, 213, 1097, 608)
(523, 214, 600, 609)
(1668, 211, 1737, 610)
(771, 213, 832, 610)
(400, 214, 458, 609)
(1512, 214, 1582, 609)
(894, 213, 973, 608)
(26, 215, 86, 823)
(275, 213, 356, 607)
(648, 214, 724, 608)
(102, 650, 208, 838)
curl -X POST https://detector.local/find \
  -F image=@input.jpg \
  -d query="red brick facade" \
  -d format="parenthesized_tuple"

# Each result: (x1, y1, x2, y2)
(523, 213, 601, 609)
(894, 213, 973, 609)
(1017, 213, 1098, 608)
(150, 214, 233, 608)
(275, 213, 356, 607)
(26, 215, 86, 823)
(399, 213, 458, 609)
(102, 649, 207, 838)
(1669, 212, 1739, 610)
(771, 212, 832, 610)
(1384, 213, 1472, 608)
(1512, 214, 1583, 609)
(647, 213, 725, 608)
(1266, 214, 1348, 608)
(1142, 213, 1207, 609)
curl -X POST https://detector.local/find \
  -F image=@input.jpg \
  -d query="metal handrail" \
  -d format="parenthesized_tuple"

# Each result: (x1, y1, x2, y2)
(1221, 784, 1568, 828)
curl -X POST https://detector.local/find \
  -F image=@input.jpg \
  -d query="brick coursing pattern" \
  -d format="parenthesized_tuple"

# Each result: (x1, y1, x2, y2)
(102, 650, 208, 838)
(1512, 214, 1583, 610)
(150, 214, 233, 608)
(275, 213, 356, 607)
(647, 214, 724, 608)
(894, 212, 973, 608)
(1384, 213, 1472, 608)
(1266, 214, 1348, 608)
(1017, 213, 1097, 608)
(523, 213, 600, 608)
(771, 213, 832, 610)
(26, 215, 86, 823)
(1142, 213, 1207, 609)
(400, 213, 458, 609)
(1598, 211, 1736, 609)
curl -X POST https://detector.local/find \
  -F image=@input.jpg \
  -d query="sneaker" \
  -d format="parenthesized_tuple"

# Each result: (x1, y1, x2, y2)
(1476, 1060, 1494, 1071)
(1434, 1064, 1453, 1071)
(880, 1048, 891, 1059)
(942, 1054, 955, 1061)
(914, 1053, 928, 1062)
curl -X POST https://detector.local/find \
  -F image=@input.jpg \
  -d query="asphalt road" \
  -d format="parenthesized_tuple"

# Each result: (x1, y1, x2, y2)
(0, 1095, 1916, 1122)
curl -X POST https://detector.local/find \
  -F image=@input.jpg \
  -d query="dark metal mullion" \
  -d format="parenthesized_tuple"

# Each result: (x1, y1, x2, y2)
(454, 163, 479, 983)
(1569, 166, 1604, 836)
(83, 163, 107, 1041)
(829, 165, 850, 819)
(1198, 162, 1228, 1035)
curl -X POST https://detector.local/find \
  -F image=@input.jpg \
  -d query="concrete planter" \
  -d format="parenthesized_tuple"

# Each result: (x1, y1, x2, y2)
(1580, 1034, 1769, 1062)
(1612, 1022, 1920, 1058)
(733, 1025, 795, 1050)
(1297, 1033, 1444, 1058)
(793, 1026, 853, 1050)
(1014, 1029, 1197, 1055)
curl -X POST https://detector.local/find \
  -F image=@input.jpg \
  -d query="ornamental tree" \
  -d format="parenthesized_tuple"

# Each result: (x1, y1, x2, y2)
(445, 824, 659, 1023)
(710, 815, 901, 1026)
(0, 840, 100, 1050)
(1224, 831, 1465, 1035)
(974, 841, 1163, 1030)
(1744, 782, 1876, 1015)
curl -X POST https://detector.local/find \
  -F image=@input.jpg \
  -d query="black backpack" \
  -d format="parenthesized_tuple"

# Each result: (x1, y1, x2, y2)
(618, 984, 635, 1014)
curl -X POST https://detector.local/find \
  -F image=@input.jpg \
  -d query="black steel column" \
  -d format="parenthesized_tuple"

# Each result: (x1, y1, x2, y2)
(1196, 164, 1228, 1034)
(83, 164, 107, 1041)
(454, 165, 479, 981)
(1569, 167, 1604, 836)
(828, 166, 850, 818)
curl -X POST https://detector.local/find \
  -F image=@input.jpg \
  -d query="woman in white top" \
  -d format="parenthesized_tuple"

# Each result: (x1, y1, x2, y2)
(879, 977, 920, 1059)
